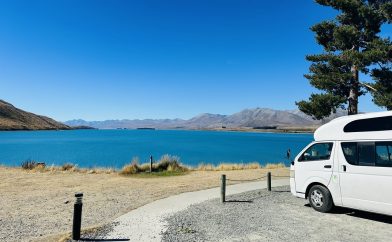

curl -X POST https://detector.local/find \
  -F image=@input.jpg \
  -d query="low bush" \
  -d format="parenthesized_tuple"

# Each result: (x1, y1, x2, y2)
(120, 154, 188, 175)
(34, 162, 47, 172)
(62, 163, 76, 171)
(155, 155, 187, 172)
(121, 157, 141, 175)
(120, 163, 140, 175)
(138, 163, 151, 172)
(21, 160, 37, 170)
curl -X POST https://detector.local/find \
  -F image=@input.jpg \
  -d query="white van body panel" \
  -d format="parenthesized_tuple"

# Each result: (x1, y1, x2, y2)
(294, 141, 335, 195)
(327, 145, 343, 206)
(290, 111, 392, 215)
(337, 141, 392, 215)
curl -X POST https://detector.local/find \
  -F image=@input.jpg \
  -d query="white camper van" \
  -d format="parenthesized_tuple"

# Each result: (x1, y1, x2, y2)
(290, 111, 392, 215)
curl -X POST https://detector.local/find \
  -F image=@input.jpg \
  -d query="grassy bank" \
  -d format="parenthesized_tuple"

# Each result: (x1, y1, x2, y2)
(17, 155, 287, 176)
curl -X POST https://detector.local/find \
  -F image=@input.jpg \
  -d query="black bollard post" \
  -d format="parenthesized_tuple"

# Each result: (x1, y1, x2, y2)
(267, 172, 271, 191)
(221, 174, 226, 203)
(72, 192, 83, 240)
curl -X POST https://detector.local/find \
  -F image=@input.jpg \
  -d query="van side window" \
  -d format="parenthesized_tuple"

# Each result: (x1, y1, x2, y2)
(341, 142, 358, 165)
(342, 142, 375, 166)
(358, 142, 375, 166)
(344, 116, 392, 132)
(376, 142, 392, 167)
(340, 142, 392, 167)
(299, 143, 333, 162)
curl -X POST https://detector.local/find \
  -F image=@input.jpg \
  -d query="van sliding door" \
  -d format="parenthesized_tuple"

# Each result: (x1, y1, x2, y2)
(339, 141, 392, 215)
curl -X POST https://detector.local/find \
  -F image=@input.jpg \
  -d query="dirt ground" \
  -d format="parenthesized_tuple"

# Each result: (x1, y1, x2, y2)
(0, 167, 288, 242)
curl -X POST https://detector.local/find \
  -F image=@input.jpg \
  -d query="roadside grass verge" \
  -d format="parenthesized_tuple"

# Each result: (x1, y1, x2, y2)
(264, 163, 286, 169)
(195, 162, 286, 171)
(16, 156, 287, 176)
(19, 159, 116, 174)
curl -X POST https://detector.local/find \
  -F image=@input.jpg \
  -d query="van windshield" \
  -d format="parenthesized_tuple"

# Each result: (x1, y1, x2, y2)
(299, 143, 333, 161)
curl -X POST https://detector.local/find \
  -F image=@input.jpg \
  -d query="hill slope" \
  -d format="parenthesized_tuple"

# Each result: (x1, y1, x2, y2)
(0, 100, 71, 131)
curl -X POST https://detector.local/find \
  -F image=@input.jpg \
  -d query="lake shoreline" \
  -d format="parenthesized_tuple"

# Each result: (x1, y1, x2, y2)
(0, 127, 316, 133)
(186, 127, 315, 134)
(0, 160, 286, 173)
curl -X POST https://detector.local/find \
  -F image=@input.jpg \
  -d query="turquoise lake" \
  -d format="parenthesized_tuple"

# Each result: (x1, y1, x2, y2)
(0, 130, 313, 168)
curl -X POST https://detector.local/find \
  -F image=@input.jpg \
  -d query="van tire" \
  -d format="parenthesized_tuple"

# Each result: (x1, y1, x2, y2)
(308, 185, 333, 213)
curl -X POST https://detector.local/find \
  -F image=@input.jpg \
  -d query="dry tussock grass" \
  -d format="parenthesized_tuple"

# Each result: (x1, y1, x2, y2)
(194, 162, 285, 171)
(120, 154, 188, 175)
(264, 163, 286, 169)
(19, 160, 116, 175)
(18, 158, 286, 175)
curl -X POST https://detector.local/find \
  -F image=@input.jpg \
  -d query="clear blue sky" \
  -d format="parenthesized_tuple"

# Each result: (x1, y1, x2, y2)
(0, 0, 389, 121)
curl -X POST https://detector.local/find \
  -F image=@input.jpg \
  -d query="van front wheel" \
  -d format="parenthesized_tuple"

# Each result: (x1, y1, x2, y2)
(308, 185, 333, 213)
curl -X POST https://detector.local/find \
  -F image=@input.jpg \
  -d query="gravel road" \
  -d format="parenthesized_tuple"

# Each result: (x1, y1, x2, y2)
(162, 186, 392, 242)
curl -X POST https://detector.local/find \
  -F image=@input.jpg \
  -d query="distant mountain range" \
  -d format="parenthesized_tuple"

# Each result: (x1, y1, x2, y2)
(0, 99, 71, 131)
(64, 108, 347, 130)
(0, 98, 347, 131)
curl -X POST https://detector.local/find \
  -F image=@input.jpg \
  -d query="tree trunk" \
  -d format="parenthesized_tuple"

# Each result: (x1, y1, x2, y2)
(348, 66, 359, 115)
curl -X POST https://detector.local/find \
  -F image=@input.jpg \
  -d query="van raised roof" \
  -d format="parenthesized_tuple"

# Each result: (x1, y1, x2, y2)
(314, 111, 392, 141)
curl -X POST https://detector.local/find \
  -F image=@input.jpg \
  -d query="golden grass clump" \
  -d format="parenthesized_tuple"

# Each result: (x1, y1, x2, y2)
(33, 163, 47, 172)
(215, 163, 239, 171)
(194, 162, 284, 171)
(120, 163, 139, 175)
(215, 162, 261, 171)
(244, 162, 262, 169)
(139, 163, 150, 171)
(120, 157, 140, 175)
(264, 163, 286, 169)
(120, 154, 188, 175)
(19, 157, 285, 175)
(62, 163, 77, 171)
(196, 163, 215, 171)
(102, 168, 116, 174)
(154, 154, 187, 172)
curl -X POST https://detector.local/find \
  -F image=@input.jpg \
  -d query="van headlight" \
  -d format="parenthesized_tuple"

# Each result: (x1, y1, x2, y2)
(290, 170, 295, 178)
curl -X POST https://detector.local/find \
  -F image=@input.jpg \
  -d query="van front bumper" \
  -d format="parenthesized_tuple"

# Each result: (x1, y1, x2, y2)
(290, 178, 305, 198)
(290, 178, 296, 196)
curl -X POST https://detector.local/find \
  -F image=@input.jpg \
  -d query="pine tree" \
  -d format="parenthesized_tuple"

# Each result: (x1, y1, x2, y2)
(297, 0, 392, 119)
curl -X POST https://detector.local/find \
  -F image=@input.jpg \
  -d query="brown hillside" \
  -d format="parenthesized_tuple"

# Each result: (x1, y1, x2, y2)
(0, 100, 70, 130)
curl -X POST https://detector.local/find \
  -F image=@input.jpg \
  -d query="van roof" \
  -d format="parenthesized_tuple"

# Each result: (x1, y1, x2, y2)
(314, 111, 392, 141)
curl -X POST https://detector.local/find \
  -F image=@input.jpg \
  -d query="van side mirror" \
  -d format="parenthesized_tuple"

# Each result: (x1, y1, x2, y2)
(291, 160, 294, 166)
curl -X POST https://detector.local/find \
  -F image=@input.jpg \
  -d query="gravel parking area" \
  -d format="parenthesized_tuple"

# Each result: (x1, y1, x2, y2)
(162, 186, 392, 242)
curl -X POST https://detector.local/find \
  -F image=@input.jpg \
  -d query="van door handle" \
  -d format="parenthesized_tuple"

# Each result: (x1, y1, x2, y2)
(342, 165, 346, 172)
(324, 165, 332, 169)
